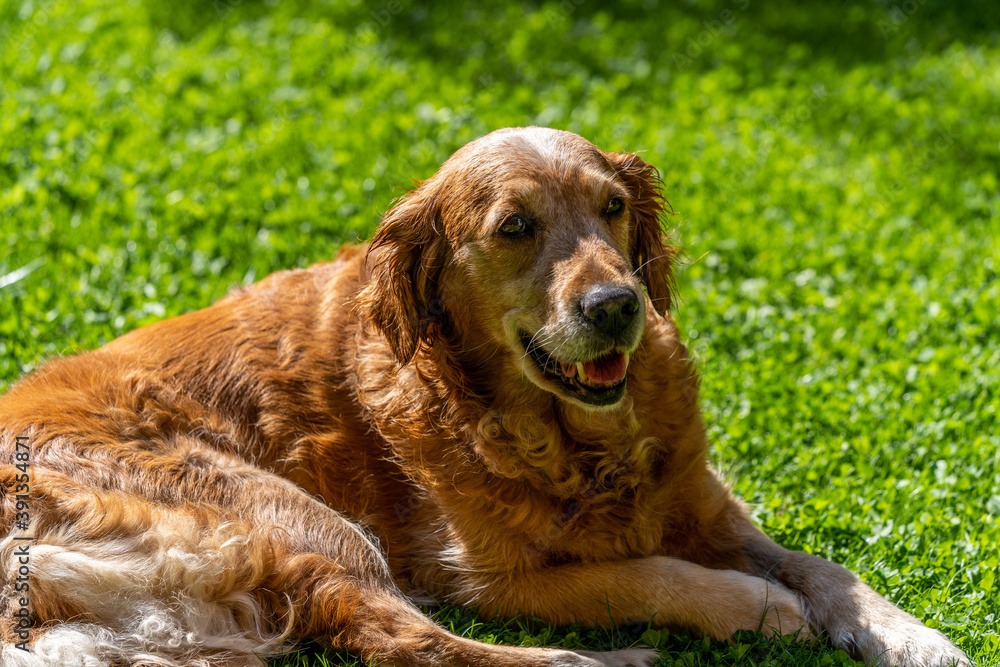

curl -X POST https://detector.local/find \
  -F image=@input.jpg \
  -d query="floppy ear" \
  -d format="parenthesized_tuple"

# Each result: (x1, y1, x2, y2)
(606, 151, 676, 316)
(354, 183, 446, 364)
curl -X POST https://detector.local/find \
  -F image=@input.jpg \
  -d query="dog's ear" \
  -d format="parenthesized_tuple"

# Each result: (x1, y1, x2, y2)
(355, 182, 446, 364)
(605, 151, 676, 316)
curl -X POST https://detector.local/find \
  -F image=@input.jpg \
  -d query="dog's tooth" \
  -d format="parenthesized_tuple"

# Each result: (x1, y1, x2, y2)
(576, 362, 587, 382)
(624, 352, 630, 368)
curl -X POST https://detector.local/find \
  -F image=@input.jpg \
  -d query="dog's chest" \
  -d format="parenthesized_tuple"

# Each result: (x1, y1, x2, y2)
(522, 476, 665, 564)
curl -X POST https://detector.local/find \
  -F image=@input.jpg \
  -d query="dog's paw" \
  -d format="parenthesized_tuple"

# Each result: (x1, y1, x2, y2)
(838, 616, 969, 667)
(567, 648, 660, 667)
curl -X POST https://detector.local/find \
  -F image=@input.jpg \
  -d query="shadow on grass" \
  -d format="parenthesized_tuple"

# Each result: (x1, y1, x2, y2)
(266, 614, 847, 667)
(144, 0, 999, 73)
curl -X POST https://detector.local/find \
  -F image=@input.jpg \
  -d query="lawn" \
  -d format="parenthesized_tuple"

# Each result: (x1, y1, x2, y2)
(1, 0, 998, 665)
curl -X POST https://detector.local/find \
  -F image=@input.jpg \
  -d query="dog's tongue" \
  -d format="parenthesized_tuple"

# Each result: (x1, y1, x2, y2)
(584, 352, 628, 385)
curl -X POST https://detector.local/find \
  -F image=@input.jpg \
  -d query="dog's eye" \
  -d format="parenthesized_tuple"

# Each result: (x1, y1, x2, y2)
(605, 197, 624, 216)
(498, 214, 531, 238)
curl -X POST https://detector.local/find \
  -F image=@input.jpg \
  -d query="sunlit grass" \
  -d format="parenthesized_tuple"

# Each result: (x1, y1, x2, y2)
(2, 0, 997, 664)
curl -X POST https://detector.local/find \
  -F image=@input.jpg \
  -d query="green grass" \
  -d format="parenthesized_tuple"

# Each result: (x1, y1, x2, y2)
(2, 0, 999, 664)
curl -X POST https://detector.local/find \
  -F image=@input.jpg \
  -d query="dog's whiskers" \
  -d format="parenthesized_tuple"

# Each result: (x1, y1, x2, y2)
(630, 253, 671, 278)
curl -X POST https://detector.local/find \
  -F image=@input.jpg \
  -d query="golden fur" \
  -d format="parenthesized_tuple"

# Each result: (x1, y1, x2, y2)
(0, 127, 967, 667)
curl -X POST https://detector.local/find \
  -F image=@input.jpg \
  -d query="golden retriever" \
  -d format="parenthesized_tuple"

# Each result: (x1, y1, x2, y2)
(0, 127, 968, 667)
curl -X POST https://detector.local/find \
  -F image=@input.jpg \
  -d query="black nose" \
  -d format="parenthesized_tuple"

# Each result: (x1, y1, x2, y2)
(580, 285, 640, 336)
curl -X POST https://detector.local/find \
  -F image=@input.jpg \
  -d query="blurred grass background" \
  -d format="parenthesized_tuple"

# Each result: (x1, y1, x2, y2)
(1, 0, 998, 665)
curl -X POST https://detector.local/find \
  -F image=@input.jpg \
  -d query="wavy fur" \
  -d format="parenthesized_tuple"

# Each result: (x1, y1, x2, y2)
(1, 127, 966, 667)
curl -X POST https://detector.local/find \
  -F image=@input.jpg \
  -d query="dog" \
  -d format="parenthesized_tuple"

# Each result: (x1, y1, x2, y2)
(1, 127, 969, 667)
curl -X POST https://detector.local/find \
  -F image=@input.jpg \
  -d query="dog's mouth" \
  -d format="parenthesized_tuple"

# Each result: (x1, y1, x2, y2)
(519, 332, 629, 407)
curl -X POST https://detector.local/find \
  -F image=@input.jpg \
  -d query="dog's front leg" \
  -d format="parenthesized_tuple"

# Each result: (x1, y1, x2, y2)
(462, 555, 808, 641)
(739, 532, 970, 667)
(692, 474, 969, 667)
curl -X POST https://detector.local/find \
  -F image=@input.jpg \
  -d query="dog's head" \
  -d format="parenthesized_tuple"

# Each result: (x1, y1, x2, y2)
(357, 127, 675, 410)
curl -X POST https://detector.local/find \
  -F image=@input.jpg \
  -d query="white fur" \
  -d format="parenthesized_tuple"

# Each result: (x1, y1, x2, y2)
(1, 515, 293, 666)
